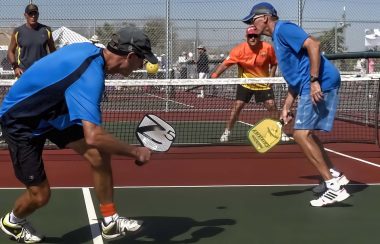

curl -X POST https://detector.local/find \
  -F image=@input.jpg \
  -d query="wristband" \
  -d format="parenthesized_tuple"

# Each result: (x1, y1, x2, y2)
(310, 75, 319, 83)
(12, 63, 19, 70)
(211, 73, 218, 78)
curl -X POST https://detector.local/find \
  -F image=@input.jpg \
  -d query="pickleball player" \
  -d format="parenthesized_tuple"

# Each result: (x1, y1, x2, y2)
(0, 27, 157, 243)
(242, 2, 350, 207)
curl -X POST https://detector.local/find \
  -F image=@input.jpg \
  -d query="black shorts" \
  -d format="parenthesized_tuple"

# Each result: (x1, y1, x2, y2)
(1, 125, 84, 186)
(236, 85, 275, 103)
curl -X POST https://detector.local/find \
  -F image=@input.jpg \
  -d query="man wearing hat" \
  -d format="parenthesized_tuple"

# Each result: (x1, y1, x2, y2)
(196, 45, 210, 97)
(242, 2, 350, 207)
(211, 26, 292, 143)
(7, 3, 56, 78)
(0, 27, 158, 243)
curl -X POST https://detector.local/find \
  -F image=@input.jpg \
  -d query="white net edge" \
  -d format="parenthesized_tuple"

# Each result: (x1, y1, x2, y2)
(0, 75, 379, 87)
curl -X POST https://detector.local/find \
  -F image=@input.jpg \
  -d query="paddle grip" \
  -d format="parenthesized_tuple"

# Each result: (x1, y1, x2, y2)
(280, 111, 294, 125)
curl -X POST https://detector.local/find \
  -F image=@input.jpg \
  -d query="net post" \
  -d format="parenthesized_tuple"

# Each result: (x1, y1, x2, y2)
(165, 85, 169, 112)
(375, 78, 380, 146)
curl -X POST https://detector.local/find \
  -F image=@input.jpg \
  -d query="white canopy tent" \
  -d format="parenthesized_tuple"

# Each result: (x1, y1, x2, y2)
(53, 26, 90, 48)
(365, 29, 380, 47)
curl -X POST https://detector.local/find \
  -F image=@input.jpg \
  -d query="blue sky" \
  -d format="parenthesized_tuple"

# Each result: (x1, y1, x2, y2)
(1, 0, 380, 51)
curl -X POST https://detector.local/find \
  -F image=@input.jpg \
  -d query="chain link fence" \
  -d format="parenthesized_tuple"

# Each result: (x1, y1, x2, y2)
(0, 0, 380, 79)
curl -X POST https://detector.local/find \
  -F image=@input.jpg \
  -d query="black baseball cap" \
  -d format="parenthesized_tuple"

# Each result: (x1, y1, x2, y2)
(25, 4, 39, 14)
(242, 2, 278, 25)
(107, 27, 158, 64)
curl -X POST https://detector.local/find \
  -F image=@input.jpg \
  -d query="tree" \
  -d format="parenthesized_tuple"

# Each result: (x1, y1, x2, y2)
(143, 19, 168, 55)
(95, 22, 115, 45)
(95, 22, 136, 45)
(318, 25, 347, 54)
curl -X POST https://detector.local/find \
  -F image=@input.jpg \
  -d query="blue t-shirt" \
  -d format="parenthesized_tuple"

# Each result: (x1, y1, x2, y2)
(272, 21, 340, 95)
(0, 42, 105, 137)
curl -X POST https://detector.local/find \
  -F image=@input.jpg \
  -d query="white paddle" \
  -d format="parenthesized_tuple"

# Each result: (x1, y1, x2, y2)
(135, 114, 176, 165)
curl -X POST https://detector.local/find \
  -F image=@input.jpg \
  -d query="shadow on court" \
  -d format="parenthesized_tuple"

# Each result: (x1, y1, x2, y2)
(109, 216, 236, 244)
(41, 217, 235, 244)
(43, 224, 95, 243)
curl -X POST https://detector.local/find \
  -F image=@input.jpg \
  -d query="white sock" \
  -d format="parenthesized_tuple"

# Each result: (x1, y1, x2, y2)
(329, 168, 341, 178)
(325, 178, 340, 191)
(10, 211, 25, 224)
(103, 213, 119, 225)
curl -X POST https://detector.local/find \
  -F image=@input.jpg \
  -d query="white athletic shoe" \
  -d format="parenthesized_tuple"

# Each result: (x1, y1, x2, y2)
(0, 213, 44, 243)
(310, 188, 350, 207)
(312, 172, 350, 194)
(101, 216, 143, 240)
(220, 130, 231, 142)
(197, 90, 204, 98)
(336, 173, 350, 186)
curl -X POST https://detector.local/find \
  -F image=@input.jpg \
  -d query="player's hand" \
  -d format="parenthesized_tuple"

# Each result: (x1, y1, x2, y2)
(14, 67, 23, 78)
(310, 82, 323, 104)
(280, 109, 293, 125)
(134, 146, 151, 165)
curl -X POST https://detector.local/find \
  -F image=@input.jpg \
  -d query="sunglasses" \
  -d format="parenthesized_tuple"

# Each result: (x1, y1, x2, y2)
(251, 15, 265, 25)
(27, 11, 39, 16)
(247, 34, 259, 39)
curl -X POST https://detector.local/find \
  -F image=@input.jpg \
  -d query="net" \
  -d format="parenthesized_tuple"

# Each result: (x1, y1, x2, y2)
(0, 75, 379, 147)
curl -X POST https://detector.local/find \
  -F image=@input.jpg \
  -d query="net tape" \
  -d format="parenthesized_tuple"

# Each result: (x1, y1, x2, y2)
(1, 75, 380, 87)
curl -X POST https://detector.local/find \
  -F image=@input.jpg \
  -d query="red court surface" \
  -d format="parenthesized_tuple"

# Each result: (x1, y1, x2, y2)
(1, 143, 379, 188)
(1, 143, 380, 244)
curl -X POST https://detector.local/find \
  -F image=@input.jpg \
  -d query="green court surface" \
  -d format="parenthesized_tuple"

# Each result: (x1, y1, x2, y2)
(0, 185, 378, 244)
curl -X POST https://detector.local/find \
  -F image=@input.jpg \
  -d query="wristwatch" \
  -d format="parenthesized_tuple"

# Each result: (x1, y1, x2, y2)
(310, 76, 319, 83)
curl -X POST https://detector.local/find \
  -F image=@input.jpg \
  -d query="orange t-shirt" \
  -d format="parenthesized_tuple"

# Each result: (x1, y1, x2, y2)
(223, 41, 277, 90)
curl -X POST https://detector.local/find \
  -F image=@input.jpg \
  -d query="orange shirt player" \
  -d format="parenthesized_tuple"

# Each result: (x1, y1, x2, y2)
(211, 25, 290, 142)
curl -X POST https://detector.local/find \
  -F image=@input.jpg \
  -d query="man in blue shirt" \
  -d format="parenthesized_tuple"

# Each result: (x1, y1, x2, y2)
(242, 2, 350, 207)
(0, 27, 157, 243)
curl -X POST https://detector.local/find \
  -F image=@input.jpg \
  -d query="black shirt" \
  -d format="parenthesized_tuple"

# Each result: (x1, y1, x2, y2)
(196, 52, 209, 73)
(14, 23, 52, 70)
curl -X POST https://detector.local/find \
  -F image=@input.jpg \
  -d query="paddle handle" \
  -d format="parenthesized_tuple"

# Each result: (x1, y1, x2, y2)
(280, 111, 294, 126)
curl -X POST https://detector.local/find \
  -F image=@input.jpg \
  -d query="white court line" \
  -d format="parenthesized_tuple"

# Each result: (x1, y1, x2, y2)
(237, 120, 253, 126)
(145, 93, 194, 108)
(325, 147, 380, 168)
(238, 120, 380, 169)
(82, 188, 104, 244)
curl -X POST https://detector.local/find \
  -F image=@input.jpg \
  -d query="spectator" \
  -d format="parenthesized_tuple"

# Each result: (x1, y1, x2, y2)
(368, 58, 375, 73)
(355, 58, 367, 75)
(368, 48, 376, 73)
(196, 45, 210, 98)
(160, 54, 166, 69)
(7, 3, 56, 78)
(177, 51, 188, 79)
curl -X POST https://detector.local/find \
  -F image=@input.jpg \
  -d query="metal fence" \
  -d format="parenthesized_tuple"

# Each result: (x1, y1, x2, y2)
(1, 0, 380, 78)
